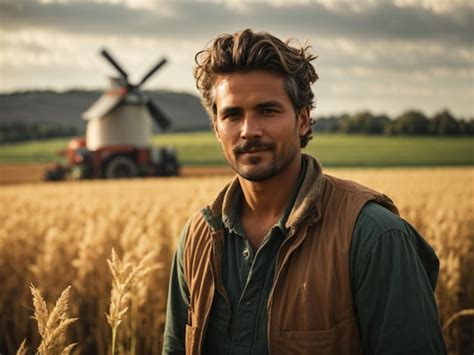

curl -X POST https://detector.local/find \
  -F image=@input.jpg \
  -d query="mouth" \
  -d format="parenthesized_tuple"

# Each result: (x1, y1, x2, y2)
(234, 140, 274, 157)
(242, 147, 269, 155)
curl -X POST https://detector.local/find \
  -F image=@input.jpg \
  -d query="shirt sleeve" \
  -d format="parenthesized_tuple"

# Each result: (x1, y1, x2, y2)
(350, 202, 447, 355)
(162, 220, 191, 355)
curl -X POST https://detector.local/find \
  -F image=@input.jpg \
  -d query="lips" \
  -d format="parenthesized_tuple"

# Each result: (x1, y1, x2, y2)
(244, 147, 269, 154)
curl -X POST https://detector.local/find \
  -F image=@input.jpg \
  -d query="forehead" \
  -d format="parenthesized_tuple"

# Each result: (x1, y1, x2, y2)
(213, 71, 289, 109)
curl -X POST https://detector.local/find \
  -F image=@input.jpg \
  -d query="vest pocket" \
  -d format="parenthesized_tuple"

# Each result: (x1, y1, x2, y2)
(281, 329, 336, 354)
(280, 316, 358, 355)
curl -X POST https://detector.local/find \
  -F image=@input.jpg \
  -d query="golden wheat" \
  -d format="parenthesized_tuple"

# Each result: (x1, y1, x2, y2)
(30, 284, 77, 355)
(0, 168, 472, 354)
(106, 248, 160, 355)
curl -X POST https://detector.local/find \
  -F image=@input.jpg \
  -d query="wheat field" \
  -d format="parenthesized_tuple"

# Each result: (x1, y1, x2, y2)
(1, 168, 473, 354)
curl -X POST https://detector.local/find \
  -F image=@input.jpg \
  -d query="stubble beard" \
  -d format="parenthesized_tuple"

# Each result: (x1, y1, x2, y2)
(227, 141, 299, 182)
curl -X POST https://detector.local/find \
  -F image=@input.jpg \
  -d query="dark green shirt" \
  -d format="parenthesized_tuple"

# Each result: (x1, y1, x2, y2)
(162, 172, 446, 354)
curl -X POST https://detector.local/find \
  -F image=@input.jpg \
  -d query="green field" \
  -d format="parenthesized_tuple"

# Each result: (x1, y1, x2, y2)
(0, 132, 473, 167)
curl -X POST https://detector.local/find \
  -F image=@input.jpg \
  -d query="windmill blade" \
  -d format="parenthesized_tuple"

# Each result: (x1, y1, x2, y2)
(101, 49, 128, 80)
(138, 58, 167, 88)
(146, 98, 171, 131)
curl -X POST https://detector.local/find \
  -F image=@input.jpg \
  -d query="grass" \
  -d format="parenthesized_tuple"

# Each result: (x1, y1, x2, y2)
(0, 132, 473, 167)
(0, 138, 68, 164)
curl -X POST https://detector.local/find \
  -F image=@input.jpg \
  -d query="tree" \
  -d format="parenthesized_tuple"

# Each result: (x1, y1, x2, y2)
(459, 119, 474, 135)
(313, 115, 342, 133)
(339, 111, 390, 134)
(429, 109, 461, 135)
(0, 122, 79, 143)
(387, 110, 429, 135)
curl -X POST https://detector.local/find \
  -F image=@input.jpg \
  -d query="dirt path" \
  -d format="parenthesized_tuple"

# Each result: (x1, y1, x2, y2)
(0, 163, 233, 185)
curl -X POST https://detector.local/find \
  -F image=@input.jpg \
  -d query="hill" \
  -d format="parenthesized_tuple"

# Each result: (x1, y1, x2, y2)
(0, 89, 210, 133)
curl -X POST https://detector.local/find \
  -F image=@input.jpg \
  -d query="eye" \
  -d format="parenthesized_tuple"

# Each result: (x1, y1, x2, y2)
(222, 110, 241, 121)
(260, 107, 277, 116)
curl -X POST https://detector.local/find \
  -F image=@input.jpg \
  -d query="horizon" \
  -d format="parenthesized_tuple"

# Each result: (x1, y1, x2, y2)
(0, 0, 472, 118)
(0, 87, 471, 121)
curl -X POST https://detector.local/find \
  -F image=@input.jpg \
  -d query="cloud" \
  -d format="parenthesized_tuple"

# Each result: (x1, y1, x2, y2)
(315, 37, 471, 73)
(0, 0, 472, 116)
(1, 1, 472, 45)
(393, 0, 471, 14)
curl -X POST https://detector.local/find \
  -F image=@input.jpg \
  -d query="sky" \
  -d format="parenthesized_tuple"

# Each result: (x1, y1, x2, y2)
(0, 0, 473, 118)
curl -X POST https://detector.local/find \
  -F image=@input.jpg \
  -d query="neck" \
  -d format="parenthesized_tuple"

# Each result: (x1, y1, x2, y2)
(238, 154, 302, 221)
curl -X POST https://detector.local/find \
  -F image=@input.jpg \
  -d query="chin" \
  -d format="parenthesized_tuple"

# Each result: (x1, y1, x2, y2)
(235, 164, 280, 182)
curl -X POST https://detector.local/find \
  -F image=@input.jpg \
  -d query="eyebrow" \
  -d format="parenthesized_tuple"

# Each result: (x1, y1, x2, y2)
(254, 100, 284, 110)
(218, 100, 285, 117)
(218, 106, 241, 118)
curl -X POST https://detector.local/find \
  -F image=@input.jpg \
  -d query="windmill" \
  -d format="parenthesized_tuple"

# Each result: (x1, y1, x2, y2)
(83, 49, 171, 150)
(44, 49, 180, 181)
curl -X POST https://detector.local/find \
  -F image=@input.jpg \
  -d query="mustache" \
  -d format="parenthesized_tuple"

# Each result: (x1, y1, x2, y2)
(233, 139, 274, 155)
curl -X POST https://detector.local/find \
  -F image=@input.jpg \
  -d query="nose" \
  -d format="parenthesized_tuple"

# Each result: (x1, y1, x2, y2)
(240, 113, 263, 140)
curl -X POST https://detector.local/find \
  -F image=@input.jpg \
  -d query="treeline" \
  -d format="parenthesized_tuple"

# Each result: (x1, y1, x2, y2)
(314, 109, 474, 135)
(1, 108, 472, 144)
(0, 122, 79, 143)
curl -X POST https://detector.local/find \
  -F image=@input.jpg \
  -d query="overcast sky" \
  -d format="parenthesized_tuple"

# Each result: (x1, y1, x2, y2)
(0, 0, 472, 117)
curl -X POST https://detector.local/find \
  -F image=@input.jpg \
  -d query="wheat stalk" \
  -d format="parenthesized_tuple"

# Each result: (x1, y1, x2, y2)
(442, 308, 474, 332)
(16, 338, 27, 355)
(106, 248, 161, 355)
(30, 284, 77, 355)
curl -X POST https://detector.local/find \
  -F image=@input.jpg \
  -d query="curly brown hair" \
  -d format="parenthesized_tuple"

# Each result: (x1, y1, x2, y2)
(193, 29, 319, 148)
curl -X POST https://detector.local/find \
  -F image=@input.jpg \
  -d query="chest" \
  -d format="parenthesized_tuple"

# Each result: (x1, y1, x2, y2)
(203, 226, 284, 354)
(241, 215, 280, 250)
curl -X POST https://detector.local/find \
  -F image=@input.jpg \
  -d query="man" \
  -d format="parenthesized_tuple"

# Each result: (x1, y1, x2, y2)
(163, 29, 446, 354)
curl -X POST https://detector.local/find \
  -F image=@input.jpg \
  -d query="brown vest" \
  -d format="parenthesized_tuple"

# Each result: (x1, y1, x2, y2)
(183, 155, 398, 354)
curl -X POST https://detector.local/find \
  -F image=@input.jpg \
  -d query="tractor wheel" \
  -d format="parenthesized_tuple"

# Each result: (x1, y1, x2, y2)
(164, 159, 180, 176)
(104, 156, 138, 179)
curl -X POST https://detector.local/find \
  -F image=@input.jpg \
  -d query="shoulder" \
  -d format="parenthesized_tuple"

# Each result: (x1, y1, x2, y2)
(181, 210, 211, 247)
(357, 201, 406, 231)
(350, 202, 414, 276)
(321, 175, 399, 216)
(323, 174, 380, 196)
(174, 210, 209, 256)
(350, 202, 439, 290)
(351, 202, 411, 256)
(181, 209, 217, 265)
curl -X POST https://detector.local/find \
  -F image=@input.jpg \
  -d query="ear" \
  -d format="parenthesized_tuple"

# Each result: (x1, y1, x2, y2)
(297, 106, 311, 136)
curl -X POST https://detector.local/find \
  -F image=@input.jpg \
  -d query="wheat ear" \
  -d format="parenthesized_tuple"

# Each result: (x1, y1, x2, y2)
(30, 284, 77, 355)
(106, 248, 157, 355)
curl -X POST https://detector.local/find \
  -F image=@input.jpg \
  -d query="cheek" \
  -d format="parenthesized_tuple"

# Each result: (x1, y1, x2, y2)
(216, 122, 238, 140)
(214, 120, 228, 141)
(215, 125, 234, 151)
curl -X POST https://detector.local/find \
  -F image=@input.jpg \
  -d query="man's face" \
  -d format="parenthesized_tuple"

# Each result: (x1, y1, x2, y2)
(213, 70, 310, 181)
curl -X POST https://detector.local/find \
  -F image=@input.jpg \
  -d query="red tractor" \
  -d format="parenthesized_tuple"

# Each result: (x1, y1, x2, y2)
(45, 49, 179, 181)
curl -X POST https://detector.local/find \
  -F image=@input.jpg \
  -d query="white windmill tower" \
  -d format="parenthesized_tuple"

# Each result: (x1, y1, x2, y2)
(83, 49, 171, 149)
(77, 49, 178, 178)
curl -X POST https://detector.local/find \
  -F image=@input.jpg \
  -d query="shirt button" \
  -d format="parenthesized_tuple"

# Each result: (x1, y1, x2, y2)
(243, 249, 249, 257)
(245, 300, 252, 306)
